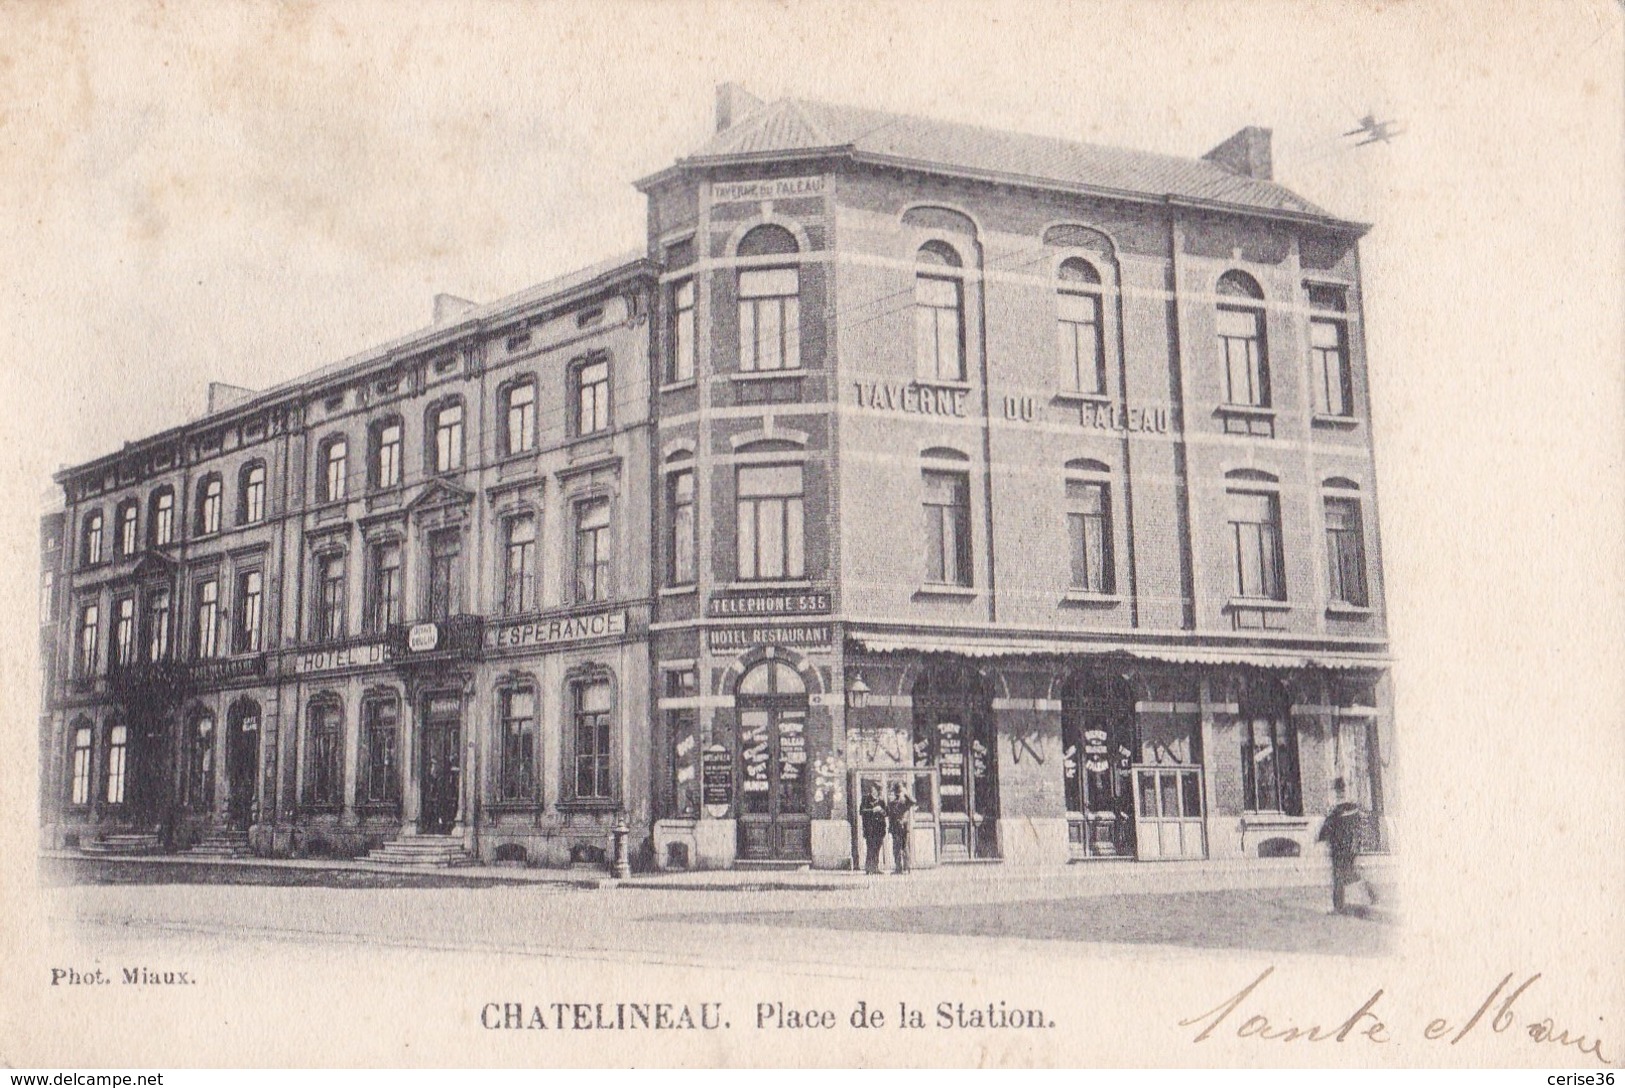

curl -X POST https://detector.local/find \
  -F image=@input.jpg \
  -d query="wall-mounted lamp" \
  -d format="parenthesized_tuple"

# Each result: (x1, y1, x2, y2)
(846, 674, 871, 710)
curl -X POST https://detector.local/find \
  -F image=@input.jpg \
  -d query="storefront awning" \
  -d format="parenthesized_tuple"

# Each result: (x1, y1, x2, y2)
(846, 631, 1390, 670)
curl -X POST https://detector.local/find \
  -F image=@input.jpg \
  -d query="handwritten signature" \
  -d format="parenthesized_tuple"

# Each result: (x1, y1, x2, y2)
(1180, 967, 1614, 1066)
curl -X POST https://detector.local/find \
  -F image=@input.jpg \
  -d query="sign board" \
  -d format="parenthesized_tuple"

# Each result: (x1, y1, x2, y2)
(711, 176, 824, 203)
(407, 623, 440, 653)
(707, 624, 833, 652)
(288, 641, 389, 675)
(486, 610, 628, 651)
(190, 655, 265, 685)
(707, 591, 831, 618)
(701, 744, 733, 814)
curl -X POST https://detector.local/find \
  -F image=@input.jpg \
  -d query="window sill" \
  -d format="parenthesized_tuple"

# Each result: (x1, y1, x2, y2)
(915, 584, 977, 599)
(728, 370, 804, 383)
(486, 801, 545, 814)
(354, 802, 401, 817)
(1214, 404, 1275, 420)
(1061, 591, 1121, 605)
(659, 584, 698, 597)
(555, 799, 622, 814)
(1326, 603, 1373, 618)
(660, 378, 698, 394)
(1051, 391, 1112, 406)
(1311, 413, 1360, 429)
(914, 377, 972, 391)
(723, 579, 813, 591)
(1225, 597, 1291, 612)
(1241, 814, 1309, 829)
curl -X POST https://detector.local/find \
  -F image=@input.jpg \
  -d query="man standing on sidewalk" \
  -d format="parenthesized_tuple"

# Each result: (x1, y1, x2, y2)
(886, 782, 917, 874)
(859, 783, 888, 875)
(1317, 778, 1378, 914)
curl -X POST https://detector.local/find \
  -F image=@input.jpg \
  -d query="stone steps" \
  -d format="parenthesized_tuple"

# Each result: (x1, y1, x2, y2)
(365, 836, 474, 868)
(80, 833, 164, 857)
(188, 831, 252, 859)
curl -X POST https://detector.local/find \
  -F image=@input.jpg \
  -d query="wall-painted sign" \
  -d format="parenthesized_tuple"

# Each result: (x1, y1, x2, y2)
(190, 655, 265, 685)
(701, 745, 733, 813)
(707, 592, 831, 618)
(712, 176, 825, 203)
(288, 642, 389, 675)
(407, 623, 440, 653)
(852, 381, 968, 418)
(1079, 402, 1171, 434)
(486, 610, 628, 651)
(708, 624, 833, 652)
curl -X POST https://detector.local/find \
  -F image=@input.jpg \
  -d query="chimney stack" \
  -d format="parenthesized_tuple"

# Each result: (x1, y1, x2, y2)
(1202, 126, 1274, 181)
(433, 293, 477, 326)
(715, 83, 764, 133)
(206, 382, 256, 415)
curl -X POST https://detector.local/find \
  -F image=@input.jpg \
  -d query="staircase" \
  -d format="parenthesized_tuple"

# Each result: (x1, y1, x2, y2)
(79, 832, 164, 857)
(188, 829, 252, 859)
(365, 836, 474, 868)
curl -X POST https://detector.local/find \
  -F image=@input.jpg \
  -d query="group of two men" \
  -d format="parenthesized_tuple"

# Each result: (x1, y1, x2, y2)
(858, 782, 917, 875)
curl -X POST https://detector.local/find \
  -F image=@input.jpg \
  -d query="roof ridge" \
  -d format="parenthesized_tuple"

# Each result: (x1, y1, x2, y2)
(782, 97, 835, 147)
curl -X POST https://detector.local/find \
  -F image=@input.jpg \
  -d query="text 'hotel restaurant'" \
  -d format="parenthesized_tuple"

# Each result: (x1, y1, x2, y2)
(39, 87, 1395, 872)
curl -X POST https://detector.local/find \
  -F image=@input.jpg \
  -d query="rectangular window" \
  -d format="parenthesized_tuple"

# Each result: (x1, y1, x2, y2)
(574, 499, 612, 602)
(498, 687, 537, 802)
(915, 275, 965, 381)
(363, 700, 399, 804)
(503, 515, 536, 616)
(1058, 291, 1104, 394)
(1311, 318, 1351, 417)
(194, 578, 219, 658)
(77, 604, 99, 677)
(572, 679, 613, 801)
(104, 724, 128, 805)
(145, 589, 171, 662)
(113, 597, 135, 667)
(234, 570, 263, 653)
(323, 441, 347, 502)
(667, 668, 699, 818)
(1229, 491, 1284, 600)
(70, 725, 93, 806)
(242, 466, 266, 524)
(434, 404, 464, 472)
(739, 268, 801, 373)
(427, 530, 461, 620)
(1241, 716, 1301, 815)
(1324, 497, 1369, 607)
(375, 422, 402, 489)
(923, 470, 972, 586)
(40, 571, 53, 622)
(307, 703, 342, 808)
(317, 554, 346, 640)
(1218, 307, 1268, 407)
(667, 469, 696, 586)
(1066, 480, 1112, 592)
(575, 360, 610, 435)
(369, 542, 402, 631)
(670, 279, 696, 382)
(736, 465, 805, 581)
(505, 383, 536, 456)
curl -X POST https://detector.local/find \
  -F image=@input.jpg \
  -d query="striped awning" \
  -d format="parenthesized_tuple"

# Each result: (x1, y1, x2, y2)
(846, 631, 1390, 670)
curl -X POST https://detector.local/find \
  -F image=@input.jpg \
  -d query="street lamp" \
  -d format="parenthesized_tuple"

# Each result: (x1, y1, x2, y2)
(847, 674, 871, 710)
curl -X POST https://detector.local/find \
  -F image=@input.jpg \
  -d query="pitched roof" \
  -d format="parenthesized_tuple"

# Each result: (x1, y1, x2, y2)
(662, 96, 1342, 224)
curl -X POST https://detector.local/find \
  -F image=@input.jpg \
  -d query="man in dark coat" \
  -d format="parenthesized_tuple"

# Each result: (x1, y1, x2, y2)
(886, 782, 917, 874)
(1317, 778, 1378, 913)
(859, 783, 888, 875)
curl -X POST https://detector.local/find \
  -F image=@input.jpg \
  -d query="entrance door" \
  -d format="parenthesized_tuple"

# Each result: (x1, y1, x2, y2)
(1062, 674, 1137, 858)
(736, 661, 811, 861)
(1335, 712, 1385, 852)
(1133, 766, 1206, 859)
(226, 701, 260, 830)
(420, 693, 461, 835)
(912, 663, 999, 862)
(848, 767, 939, 869)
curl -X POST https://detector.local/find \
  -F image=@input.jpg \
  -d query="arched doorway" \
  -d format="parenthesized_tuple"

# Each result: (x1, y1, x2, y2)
(912, 661, 998, 861)
(736, 660, 810, 861)
(225, 699, 261, 830)
(1061, 672, 1137, 858)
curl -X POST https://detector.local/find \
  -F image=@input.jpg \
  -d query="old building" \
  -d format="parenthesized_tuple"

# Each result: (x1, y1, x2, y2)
(41, 88, 1393, 872)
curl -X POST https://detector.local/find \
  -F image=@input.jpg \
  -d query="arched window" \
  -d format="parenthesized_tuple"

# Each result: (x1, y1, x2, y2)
(369, 416, 403, 490)
(1216, 270, 1268, 408)
(1057, 258, 1105, 395)
(501, 379, 536, 456)
(317, 435, 347, 503)
(187, 710, 216, 810)
(238, 461, 266, 525)
(915, 242, 965, 381)
(115, 499, 139, 558)
(81, 510, 105, 567)
(196, 474, 223, 536)
(1064, 459, 1114, 593)
(149, 487, 175, 546)
(737, 224, 801, 373)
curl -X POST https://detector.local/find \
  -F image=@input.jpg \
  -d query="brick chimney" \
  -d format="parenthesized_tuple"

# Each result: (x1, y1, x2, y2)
(715, 83, 764, 133)
(1202, 126, 1273, 181)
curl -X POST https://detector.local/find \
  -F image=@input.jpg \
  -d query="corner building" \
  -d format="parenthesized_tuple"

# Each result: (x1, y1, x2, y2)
(642, 90, 1393, 870)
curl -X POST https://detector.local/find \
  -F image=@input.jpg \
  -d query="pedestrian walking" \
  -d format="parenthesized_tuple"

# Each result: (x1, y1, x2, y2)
(1317, 778, 1378, 914)
(859, 782, 888, 875)
(886, 782, 917, 874)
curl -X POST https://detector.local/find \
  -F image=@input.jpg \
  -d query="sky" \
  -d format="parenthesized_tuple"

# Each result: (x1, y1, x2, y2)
(0, 0, 1621, 998)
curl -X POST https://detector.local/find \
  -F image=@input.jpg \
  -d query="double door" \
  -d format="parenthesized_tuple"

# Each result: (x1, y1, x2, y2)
(737, 706, 810, 860)
(848, 767, 939, 869)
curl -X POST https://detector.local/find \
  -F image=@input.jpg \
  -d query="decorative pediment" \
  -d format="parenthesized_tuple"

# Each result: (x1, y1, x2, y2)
(405, 477, 475, 517)
(129, 550, 179, 580)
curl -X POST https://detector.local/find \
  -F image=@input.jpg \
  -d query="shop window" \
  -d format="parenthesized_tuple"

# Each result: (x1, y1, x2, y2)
(315, 553, 347, 640)
(370, 416, 403, 490)
(666, 460, 696, 586)
(305, 700, 343, 809)
(497, 686, 538, 803)
(234, 569, 263, 653)
(666, 668, 699, 818)
(669, 278, 696, 383)
(81, 510, 104, 567)
(1064, 465, 1113, 593)
(573, 357, 611, 436)
(362, 698, 400, 805)
(573, 498, 612, 603)
(1240, 704, 1301, 816)
(1324, 491, 1368, 607)
(1216, 270, 1269, 408)
(429, 400, 464, 473)
(426, 530, 461, 620)
(318, 436, 347, 503)
(502, 379, 536, 456)
(368, 540, 402, 632)
(737, 225, 801, 373)
(196, 475, 223, 536)
(116, 500, 139, 558)
(239, 461, 266, 525)
(502, 515, 536, 616)
(194, 578, 220, 658)
(922, 468, 972, 587)
(187, 711, 215, 810)
(77, 604, 100, 677)
(915, 242, 965, 382)
(104, 723, 128, 805)
(112, 597, 135, 667)
(1227, 485, 1284, 600)
(569, 675, 615, 802)
(736, 465, 804, 581)
(144, 588, 172, 661)
(69, 719, 93, 806)
(1057, 258, 1105, 395)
